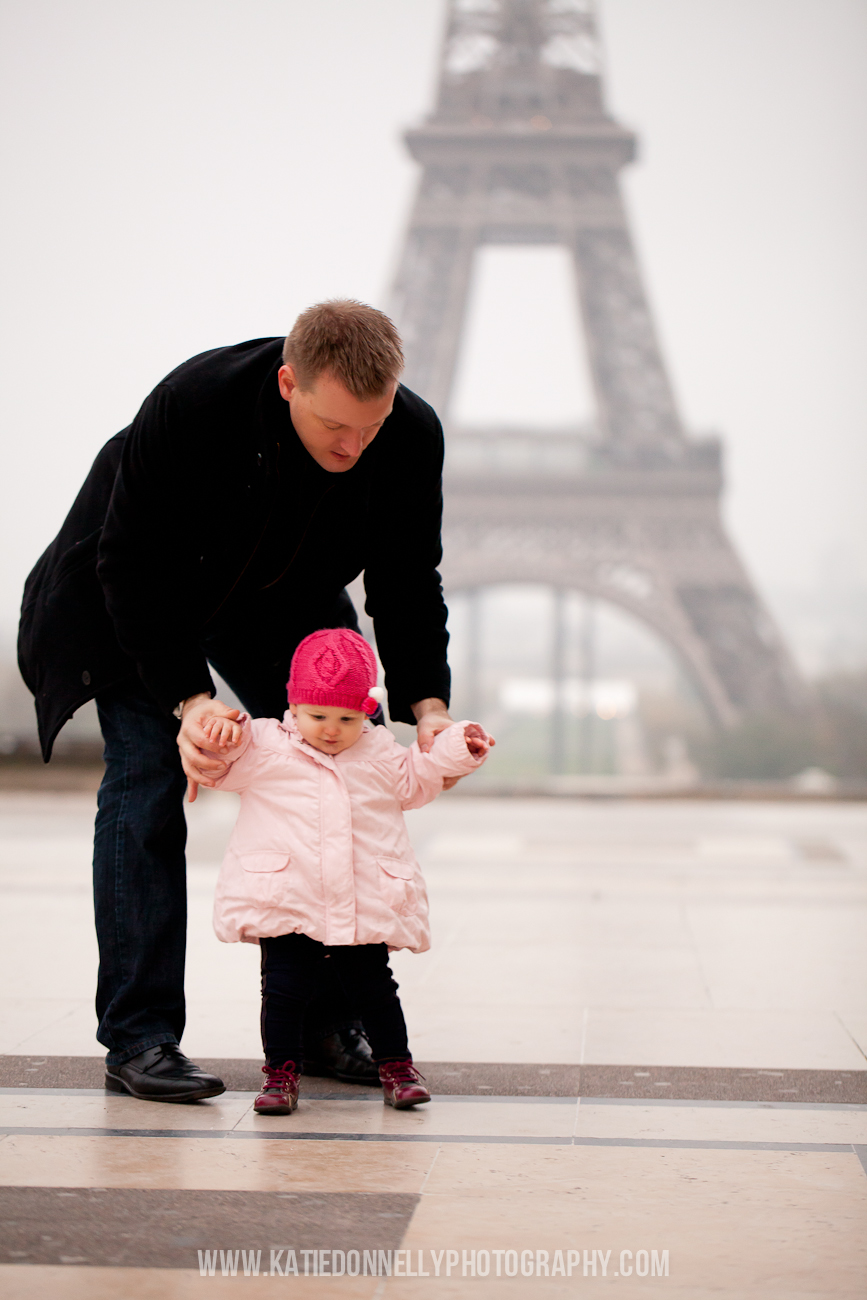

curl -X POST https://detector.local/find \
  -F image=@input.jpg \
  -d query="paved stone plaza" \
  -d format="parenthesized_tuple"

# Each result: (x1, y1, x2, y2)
(0, 789, 865, 1296)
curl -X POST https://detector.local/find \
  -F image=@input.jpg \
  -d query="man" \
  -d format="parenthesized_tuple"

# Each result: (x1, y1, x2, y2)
(18, 300, 455, 1101)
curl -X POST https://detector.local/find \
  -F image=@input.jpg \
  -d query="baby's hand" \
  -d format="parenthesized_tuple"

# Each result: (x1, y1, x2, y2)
(201, 716, 244, 751)
(464, 722, 494, 759)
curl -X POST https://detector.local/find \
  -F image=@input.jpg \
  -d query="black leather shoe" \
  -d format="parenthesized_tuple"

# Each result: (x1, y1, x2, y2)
(303, 1026, 380, 1084)
(105, 1044, 226, 1103)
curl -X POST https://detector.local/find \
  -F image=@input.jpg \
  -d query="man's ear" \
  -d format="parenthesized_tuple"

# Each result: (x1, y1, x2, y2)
(277, 364, 298, 403)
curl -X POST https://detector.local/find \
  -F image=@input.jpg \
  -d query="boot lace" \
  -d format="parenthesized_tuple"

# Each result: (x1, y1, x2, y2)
(380, 1060, 423, 1084)
(261, 1062, 299, 1091)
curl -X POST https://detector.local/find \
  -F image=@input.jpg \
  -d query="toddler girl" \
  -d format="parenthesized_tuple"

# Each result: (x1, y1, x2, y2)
(202, 627, 491, 1115)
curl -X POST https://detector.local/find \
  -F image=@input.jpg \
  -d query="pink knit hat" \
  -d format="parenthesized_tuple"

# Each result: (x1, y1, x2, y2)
(287, 628, 380, 716)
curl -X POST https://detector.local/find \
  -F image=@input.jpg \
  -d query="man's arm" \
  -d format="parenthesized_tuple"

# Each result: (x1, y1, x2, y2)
(364, 400, 451, 723)
(97, 383, 217, 710)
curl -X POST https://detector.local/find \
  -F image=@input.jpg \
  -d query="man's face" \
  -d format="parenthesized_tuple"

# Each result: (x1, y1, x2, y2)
(278, 364, 395, 472)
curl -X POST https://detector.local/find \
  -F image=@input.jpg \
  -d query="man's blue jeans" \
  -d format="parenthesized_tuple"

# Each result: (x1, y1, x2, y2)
(94, 679, 188, 1063)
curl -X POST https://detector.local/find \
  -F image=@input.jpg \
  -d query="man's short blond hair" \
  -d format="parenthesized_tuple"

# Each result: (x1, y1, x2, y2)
(282, 300, 404, 400)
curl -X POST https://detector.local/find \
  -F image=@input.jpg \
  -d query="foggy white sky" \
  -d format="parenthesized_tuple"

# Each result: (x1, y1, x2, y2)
(1, 0, 865, 651)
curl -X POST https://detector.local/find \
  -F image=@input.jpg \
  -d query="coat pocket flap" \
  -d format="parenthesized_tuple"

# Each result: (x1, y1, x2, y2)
(240, 852, 290, 874)
(377, 857, 416, 881)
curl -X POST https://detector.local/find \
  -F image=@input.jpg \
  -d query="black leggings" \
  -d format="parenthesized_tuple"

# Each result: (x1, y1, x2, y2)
(260, 933, 409, 1070)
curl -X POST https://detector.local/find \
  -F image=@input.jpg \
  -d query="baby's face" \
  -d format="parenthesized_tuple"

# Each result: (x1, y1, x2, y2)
(290, 703, 367, 754)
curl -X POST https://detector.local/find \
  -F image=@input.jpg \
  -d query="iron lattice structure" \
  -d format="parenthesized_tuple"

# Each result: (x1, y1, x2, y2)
(390, 0, 804, 725)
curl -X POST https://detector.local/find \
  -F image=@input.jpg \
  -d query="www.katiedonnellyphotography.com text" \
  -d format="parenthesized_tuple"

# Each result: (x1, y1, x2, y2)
(197, 1246, 671, 1278)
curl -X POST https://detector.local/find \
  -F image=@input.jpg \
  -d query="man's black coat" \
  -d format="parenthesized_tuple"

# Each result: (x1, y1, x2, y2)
(18, 338, 450, 760)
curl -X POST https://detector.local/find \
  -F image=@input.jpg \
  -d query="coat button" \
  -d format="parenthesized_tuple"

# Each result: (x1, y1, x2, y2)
(81, 670, 91, 686)
(257, 452, 263, 466)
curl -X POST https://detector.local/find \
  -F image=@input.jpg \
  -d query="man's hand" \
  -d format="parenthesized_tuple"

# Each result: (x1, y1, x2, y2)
(177, 694, 241, 803)
(411, 697, 462, 790)
(411, 698, 453, 753)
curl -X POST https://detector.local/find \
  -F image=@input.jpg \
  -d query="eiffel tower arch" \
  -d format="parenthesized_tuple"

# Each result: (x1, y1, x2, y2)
(389, 0, 806, 728)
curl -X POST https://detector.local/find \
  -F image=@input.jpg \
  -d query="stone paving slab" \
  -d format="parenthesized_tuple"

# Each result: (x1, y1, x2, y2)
(2, 1055, 865, 1103)
(0, 1187, 416, 1268)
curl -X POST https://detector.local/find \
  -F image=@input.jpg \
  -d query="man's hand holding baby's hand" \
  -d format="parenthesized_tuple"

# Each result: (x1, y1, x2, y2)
(411, 700, 495, 787)
(177, 695, 241, 803)
(202, 716, 244, 751)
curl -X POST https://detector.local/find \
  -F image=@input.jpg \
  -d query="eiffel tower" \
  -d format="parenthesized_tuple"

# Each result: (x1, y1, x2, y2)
(389, 0, 805, 728)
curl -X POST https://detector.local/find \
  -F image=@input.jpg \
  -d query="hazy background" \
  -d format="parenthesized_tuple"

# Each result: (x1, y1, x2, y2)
(1, 0, 865, 771)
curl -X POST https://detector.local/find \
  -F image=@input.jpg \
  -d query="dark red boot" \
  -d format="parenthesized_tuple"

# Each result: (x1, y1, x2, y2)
(254, 1062, 300, 1115)
(379, 1060, 431, 1109)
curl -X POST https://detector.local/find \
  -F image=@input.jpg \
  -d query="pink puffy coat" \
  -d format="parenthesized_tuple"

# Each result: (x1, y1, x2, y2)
(211, 713, 486, 952)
